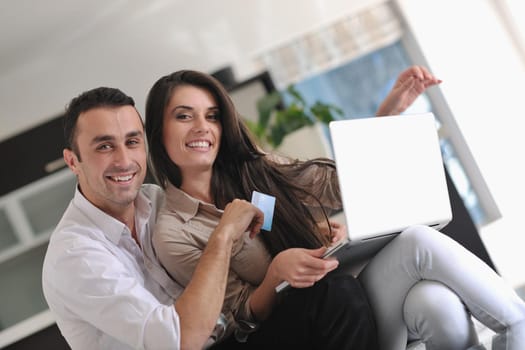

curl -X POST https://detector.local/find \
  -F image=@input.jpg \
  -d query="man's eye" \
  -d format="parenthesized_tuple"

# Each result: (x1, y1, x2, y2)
(127, 139, 141, 146)
(97, 144, 112, 151)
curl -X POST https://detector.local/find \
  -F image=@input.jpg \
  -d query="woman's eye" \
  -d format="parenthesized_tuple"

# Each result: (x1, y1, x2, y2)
(207, 113, 219, 121)
(176, 114, 191, 120)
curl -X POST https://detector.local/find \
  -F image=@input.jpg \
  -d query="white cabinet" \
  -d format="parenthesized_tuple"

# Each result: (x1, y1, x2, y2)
(0, 168, 75, 347)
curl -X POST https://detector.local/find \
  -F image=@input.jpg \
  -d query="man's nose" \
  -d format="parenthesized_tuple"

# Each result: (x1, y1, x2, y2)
(113, 146, 131, 166)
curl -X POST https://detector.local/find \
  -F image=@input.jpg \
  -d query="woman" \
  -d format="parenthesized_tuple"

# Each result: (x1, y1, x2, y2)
(145, 69, 525, 350)
(146, 72, 379, 350)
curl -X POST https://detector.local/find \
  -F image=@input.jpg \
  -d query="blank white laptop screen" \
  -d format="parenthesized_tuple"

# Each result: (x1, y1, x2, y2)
(274, 112, 454, 292)
(328, 112, 452, 243)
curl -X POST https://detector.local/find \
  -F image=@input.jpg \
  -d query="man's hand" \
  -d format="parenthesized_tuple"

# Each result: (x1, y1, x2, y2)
(176, 199, 263, 349)
(216, 199, 264, 241)
(376, 65, 442, 117)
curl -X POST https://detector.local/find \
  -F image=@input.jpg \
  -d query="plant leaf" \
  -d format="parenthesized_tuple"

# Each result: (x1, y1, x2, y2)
(252, 84, 344, 148)
(244, 119, 265, 140)
(310, 102, 344, 123)
(285, 85, 306, 106)
(256, 92, 281, 129)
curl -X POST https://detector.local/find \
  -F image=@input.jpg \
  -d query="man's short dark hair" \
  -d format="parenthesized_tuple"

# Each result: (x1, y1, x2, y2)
(63, 87, 135, 155)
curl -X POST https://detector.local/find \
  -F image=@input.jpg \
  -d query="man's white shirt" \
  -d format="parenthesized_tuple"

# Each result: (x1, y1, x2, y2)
(42, 184, 184, 350)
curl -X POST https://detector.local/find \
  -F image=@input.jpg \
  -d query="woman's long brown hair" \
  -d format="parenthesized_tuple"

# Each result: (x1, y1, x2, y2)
(145, 70, 333, 256)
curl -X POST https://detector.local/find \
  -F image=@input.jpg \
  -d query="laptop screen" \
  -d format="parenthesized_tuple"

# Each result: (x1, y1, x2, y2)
(328, 113, 452, 241)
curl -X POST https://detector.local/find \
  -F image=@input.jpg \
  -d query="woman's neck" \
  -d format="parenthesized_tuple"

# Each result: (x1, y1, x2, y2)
(180, 169, 214, 204)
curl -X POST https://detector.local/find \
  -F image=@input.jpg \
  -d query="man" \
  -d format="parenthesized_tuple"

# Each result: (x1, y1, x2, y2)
(42, 87, 378, 349)
(42, 87, 265, 349)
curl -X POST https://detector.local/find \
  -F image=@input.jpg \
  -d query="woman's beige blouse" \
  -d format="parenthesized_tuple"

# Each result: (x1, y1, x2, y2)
(152, 159, 342, 338)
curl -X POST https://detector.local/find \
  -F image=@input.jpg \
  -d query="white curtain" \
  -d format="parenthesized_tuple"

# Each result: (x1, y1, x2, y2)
(255, 2, 403, 89)
(491, 0, 525, 64)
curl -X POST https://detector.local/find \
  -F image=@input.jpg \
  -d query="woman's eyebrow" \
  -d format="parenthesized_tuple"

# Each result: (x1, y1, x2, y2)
(173, 105, 193, 111)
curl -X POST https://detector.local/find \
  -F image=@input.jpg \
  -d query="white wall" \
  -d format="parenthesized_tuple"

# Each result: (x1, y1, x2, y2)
(0, 0, 383, 142)
(398, 0, 525, 287)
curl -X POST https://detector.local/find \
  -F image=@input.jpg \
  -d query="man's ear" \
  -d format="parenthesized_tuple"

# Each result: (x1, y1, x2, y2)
(63, 148, 79, 174)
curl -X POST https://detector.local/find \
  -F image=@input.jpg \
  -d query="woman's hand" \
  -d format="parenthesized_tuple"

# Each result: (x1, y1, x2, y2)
(376, 65, 442, 117)
(318, 220, 347, 243)
(249, 247, 339, 321)
(269, 247, 339, 289)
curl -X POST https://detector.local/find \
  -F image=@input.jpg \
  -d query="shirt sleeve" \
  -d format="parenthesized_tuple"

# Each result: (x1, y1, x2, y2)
(227, 235, 271, 323)
(43, 233, 181, 350)
(294, 160, 342, 212)
(152, 213, 206, 287)
(153, 211, 266, 328)
(268, 154, 343, 219)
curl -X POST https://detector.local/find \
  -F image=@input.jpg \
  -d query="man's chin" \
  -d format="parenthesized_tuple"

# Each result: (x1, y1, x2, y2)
(111, 187, 140, 205)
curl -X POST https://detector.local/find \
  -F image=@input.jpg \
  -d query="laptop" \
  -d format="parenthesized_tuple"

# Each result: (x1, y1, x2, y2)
(325, 112, 452, 266)
(275, 112, 452, 292)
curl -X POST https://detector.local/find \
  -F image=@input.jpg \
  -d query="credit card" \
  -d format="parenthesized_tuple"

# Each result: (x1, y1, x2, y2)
(250, 191, 276, 231)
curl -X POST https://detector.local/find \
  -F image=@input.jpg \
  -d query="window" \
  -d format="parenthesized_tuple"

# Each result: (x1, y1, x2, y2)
(254, 2, 496, 227)
(278, 41, 487, 226)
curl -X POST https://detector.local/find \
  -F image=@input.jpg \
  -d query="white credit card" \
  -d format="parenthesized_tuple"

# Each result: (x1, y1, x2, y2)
(250, 191, 276, 231)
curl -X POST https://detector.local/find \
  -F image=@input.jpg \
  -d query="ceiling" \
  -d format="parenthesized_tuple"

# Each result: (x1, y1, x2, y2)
(0, 0, 237, 75)
(0, 0, 377, 141)
(0, 0, 262, 141)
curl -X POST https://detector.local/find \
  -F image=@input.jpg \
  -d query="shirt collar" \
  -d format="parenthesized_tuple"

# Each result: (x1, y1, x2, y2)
(134, 188, 154, 246)
(72, 185, 152, 245)
(164, 183, 221, 222)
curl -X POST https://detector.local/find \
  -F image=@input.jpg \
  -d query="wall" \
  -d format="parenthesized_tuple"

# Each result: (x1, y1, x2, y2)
(0, 0, 384, 142)
(397, 0, 525, 287)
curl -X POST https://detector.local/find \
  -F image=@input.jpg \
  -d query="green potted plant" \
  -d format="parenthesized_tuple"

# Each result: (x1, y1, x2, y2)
(245, 85, 344, 150)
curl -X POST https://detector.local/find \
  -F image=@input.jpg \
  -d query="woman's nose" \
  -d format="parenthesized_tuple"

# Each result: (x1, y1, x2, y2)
(192, 116, 209, 133)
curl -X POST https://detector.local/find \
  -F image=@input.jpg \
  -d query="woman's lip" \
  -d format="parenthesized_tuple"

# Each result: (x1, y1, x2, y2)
(186, 140, 212, 148)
